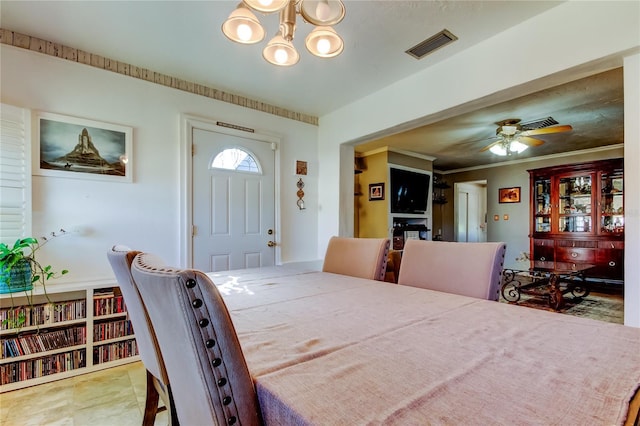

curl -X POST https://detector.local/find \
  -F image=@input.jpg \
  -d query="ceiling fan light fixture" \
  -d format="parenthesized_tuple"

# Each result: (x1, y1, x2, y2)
(489, 144, 507, 156)
(509, 140, 528, 154)
(490, 140, 528, 156)
(299, 0, 346, 26)
(263, 33, 300, 66)
(222, 3, 265, 44)
(501, 125, 519, 136)
(243, 0, 289, 14)
(305, 26, 343, 58)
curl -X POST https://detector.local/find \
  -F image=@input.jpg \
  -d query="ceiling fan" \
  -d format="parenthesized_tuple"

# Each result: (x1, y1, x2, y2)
(480, 118, 573, 156)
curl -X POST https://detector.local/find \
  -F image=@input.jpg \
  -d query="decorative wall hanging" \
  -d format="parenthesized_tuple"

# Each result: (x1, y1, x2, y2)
(369, 183, 385, 201)
(295, 160, 308, 175)
(36, 112, 133, 182)
(498, 187, 521, 203)
(296, 178, 305, 210)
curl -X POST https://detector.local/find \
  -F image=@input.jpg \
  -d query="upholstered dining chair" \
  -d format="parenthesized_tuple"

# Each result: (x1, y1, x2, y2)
(322, 236, 391, 281)
(130, 252, 262, 426)
(397, 240, 507, 301)
(107, 246, 179, 426)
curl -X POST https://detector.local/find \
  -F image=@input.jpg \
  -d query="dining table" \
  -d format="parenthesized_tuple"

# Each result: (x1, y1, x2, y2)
(208, 263, 640, 425)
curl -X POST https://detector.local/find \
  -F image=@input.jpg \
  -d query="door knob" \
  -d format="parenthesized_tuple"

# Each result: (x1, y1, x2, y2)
(267, 241, 276, 247)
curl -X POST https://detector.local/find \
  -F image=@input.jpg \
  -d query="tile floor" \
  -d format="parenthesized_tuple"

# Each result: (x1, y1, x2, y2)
(0, 361, 166, 426)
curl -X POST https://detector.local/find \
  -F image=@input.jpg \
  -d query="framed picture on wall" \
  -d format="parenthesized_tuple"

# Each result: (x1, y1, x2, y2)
(499, 186, 521, 203)
(369, 182, 385, 201)
(295, 160, 308, 175)
(35, 112, 133, 182)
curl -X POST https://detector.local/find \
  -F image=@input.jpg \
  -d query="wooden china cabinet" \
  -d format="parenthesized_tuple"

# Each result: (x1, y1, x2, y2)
(528, 158, 624, 282)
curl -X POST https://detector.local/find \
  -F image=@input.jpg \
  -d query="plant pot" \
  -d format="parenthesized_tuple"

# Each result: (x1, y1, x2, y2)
(0, 259, 33, 294)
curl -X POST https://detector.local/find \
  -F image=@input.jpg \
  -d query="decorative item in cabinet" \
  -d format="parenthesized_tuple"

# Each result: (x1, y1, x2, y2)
(533, 177, 551, 232)
(558, 174, 592, 233)
(601, 168, 624, 234)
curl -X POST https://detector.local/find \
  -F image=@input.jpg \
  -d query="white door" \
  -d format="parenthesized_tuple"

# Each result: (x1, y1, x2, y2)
(192, 128, 275, 271)
(455, 182, 487, 242)
(457, 191, 470, 242)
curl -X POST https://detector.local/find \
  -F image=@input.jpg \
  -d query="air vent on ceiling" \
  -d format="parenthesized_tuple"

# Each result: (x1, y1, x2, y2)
(405, 29, 458, 59)
(520, 117, 559, 130)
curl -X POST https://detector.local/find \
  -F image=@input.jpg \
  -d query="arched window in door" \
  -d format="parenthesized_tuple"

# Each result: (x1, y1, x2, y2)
(211, 147, 260, 173)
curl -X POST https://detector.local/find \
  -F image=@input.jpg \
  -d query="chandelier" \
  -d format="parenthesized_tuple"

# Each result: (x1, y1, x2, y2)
(489, 125, 529, 156)
(222, 0, 346, 66)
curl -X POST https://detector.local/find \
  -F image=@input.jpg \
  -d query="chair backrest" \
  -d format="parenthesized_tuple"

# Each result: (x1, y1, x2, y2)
(397, 240, 507, 301)
(130, 252, 262, 426)
(106, 245, 167, 385)
(322, 236, 390, 281)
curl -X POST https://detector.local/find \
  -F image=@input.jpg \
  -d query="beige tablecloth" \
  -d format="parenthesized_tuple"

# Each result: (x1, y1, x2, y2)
(209, 266, 640, 425)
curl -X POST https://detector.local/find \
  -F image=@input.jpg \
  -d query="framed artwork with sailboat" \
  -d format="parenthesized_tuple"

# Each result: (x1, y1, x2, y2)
(35, 112, 133, 182)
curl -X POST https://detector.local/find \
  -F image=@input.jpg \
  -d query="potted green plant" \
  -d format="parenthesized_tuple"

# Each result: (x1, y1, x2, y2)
(0, 231, 69, 328)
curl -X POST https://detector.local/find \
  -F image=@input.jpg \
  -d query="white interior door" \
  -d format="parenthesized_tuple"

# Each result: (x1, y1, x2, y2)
(192, 128, 275, 271)
(457, 191, 469, 242)
(455, 181, 487, 242)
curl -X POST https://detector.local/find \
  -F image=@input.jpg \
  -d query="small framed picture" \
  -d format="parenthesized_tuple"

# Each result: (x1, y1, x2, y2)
(295, 160, 308, 175)
(369, 182, 385, 201)
(35, 111, 133, 182)
(499, 187, 521, 203)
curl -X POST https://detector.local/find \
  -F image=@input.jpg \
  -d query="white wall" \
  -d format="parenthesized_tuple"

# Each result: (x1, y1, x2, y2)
(623, 54, 640, 327)
(0, 45, 320, 284)
(317, 2, 640, 326)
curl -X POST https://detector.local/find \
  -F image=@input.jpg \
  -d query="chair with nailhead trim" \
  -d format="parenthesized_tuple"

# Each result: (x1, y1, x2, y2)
(130, 252, 262, 426)
(322, 236, 391, 281)
(397, 240, 507, 301)
(107, 245, 179, 426)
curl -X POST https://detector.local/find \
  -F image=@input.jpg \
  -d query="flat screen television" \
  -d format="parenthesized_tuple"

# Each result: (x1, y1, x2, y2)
(389, 167, 431, 214)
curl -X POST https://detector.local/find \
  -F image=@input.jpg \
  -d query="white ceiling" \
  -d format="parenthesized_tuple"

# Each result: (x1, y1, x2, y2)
(0, 1, 625, 171)
(0, 0, 563, 117)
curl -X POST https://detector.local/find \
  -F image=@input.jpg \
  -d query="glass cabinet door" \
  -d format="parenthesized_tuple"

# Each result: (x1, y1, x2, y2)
(558, 174, 592, 233)
(533, 177, 551, 232)
(601, 169, 624, 234)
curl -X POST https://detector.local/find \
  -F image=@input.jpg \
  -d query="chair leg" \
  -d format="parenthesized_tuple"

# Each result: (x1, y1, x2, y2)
(143, 370, 161, 426)
(153, 377, 179, 425)
(166, 385, 180, 426)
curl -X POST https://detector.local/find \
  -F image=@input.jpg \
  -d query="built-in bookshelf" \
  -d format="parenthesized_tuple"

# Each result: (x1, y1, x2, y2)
(0, 281, 139, 392)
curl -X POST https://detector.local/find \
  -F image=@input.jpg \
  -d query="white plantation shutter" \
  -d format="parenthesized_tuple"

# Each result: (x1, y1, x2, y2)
(0, 103, 31, 242)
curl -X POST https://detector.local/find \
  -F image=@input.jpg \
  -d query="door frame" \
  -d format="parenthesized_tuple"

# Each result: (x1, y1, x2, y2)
(180, 114, 281, 268)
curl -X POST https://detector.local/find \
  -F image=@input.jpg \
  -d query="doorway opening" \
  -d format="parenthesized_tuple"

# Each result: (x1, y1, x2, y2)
(454, 180, 487, 242)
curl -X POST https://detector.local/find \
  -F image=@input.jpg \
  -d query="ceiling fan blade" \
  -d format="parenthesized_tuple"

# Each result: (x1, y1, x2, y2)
(518, 136, 545, 147)
(480, 140, 501, 152)
(521, 125, 572, 136)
